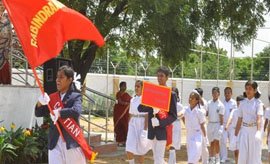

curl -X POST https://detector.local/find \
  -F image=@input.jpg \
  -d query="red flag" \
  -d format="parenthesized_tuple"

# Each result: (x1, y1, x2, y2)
(2, 0, 105, 68)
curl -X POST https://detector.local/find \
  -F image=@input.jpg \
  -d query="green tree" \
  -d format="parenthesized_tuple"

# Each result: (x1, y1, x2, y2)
(59, 0, 269, 83)
(234, 57, 252, 80)
(254, 46, 270, 80)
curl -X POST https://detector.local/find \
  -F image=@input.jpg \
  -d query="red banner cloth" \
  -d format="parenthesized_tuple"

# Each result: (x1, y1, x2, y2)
(3, 0, 104, 68)
(49, 92, 93, 160)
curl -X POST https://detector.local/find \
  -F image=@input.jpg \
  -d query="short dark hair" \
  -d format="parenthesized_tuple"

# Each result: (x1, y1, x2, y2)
(157, 66, 170, 77)
(58, 65, 74, 80)
(224, 87, 232, 93)
(212, 87, 220, 93)
(58, 65, 80, 92)
(195, 88, 203, 97)
(135, 80, 143, 86)
(236, 95, 245, 102)
(119, 81, 126, 88)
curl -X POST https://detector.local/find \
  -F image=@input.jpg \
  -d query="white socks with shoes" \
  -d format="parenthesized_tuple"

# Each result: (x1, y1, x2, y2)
(168, 149, 176, 164)
(128, 159, 135, 164)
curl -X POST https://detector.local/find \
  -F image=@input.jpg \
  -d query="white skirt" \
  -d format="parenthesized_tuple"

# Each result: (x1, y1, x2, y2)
(186, 131, 202, 164)
(126, 117, 151, 155)
(172, 119, 181, 150)
(238, 126, 262, 164)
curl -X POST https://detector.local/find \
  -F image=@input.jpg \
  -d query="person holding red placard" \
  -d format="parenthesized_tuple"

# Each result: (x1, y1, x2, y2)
(35, 66, 89, 164)
(138, 66, 177, 164)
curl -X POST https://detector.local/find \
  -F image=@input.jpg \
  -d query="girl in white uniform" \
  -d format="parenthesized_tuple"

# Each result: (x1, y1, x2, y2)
(126, 80, 151, 164)
(168, 87, 183, 164)
(235, 80, 264, 164)
(207, 87, 225, 163)
(195, 88, 209, 164)
(179, 90, 207, 164)
(225, 95, 244, 164)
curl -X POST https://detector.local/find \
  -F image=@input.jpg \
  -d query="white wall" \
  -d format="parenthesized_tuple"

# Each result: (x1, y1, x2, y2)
(0, 86, 42, 129)
(85, 73, 270, 106)
(3, 73, 268, 129)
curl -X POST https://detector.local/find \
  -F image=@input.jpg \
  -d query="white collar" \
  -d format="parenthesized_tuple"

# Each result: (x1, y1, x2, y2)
(60, 93, 66, 101)
(189, 104, 199, 112)
(246, 97, 255, 102)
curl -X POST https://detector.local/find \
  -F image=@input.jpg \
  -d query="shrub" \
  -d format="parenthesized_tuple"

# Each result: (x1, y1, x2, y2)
(0, 123, 49, 164)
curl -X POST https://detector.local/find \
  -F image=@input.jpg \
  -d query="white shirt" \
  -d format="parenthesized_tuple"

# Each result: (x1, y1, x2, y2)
(60, 93, 66, 101)
(264, 107, 270, 120)
(183, 105, 206, 134)
(207, 99, 225, 122)
(200, 97, 208, 116)
(129, 96, 146, 115)
(238, 98, 264, 124)
(223, 99, 237, 123)
(228, 108, 239, 128)
(176, 102, 183, 114)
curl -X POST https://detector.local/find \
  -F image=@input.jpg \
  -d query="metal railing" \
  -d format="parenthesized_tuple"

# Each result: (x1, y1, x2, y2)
(81, 87, 116, 143)
(10, 50, 43, 86)
(9, 50, 116, 144)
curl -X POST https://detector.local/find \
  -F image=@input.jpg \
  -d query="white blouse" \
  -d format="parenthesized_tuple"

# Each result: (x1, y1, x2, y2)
(238, 98, 263, 124)
(183, 105, 206, 132)
(129, 96, 147, 115)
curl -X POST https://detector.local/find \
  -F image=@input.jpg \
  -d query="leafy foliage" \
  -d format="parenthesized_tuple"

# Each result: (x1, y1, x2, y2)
(0, 123, 49, 164)
(0, 137, 17, 164)
(57, 0, 270, 83)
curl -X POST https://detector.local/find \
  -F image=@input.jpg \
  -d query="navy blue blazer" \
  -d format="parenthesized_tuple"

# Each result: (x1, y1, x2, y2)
(138, 91, 177, 140)
(35, 90, 82, 150)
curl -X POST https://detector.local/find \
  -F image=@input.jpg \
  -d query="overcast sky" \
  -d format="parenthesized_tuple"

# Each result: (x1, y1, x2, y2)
(219, 14, 270, 58)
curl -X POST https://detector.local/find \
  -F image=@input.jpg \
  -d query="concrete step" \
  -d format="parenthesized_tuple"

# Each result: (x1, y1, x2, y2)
(85, 134, 102, 144)
(91, 142, 118, 154)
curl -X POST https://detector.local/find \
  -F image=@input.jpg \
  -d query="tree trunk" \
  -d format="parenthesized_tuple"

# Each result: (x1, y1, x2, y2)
(70, 42, 98, 85)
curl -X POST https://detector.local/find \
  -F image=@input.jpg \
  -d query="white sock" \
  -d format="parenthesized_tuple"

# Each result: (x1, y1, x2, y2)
(128, 159, 135, 164)
(215, 155, 220, 163)
(210, 156, 215, 161)
(168, 149, 176, 164)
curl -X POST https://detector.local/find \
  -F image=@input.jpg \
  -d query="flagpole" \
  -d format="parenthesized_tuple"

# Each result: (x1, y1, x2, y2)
(32, 68, 65, 141)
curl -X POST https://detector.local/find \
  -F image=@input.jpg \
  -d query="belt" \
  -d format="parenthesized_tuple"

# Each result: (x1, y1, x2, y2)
(131, 114, 145, 118)
(243, 122, 257, 127)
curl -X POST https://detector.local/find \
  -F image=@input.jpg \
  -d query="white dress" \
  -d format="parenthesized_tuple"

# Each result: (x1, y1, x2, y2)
(172, 102, 183, 150)
(126, 96, 151, 155)
(238, 98, 263, 164)
(183, 105, 206, 164)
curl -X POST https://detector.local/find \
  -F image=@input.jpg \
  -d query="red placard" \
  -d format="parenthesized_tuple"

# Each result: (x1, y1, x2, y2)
(141, 81, 171, 112)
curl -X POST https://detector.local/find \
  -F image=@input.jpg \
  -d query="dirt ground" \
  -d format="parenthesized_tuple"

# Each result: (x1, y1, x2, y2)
(81, 117, 269, 164)
(94, 148, 269, 164)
